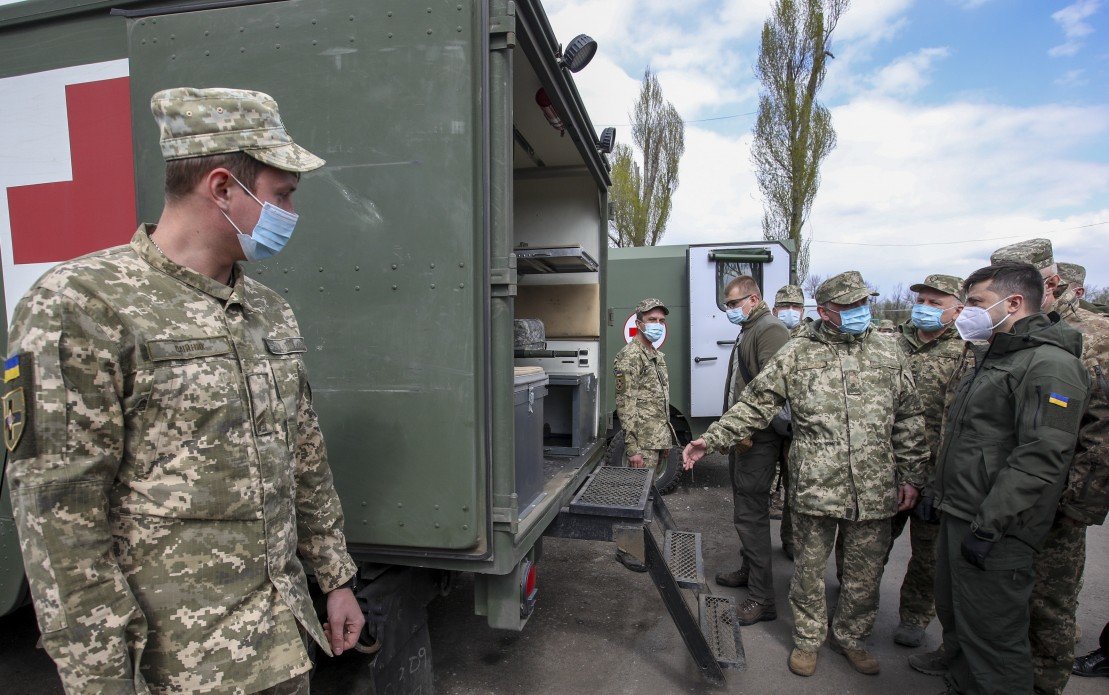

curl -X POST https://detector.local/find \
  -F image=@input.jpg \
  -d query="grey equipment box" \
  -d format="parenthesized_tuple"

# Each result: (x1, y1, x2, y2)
(514, 367, 549, 514)
(543, 373, 598, 457)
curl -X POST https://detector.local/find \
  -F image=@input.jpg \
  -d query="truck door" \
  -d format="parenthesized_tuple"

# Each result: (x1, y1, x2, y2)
(687, 243, 788, 418)
(126, 0, 491, 556)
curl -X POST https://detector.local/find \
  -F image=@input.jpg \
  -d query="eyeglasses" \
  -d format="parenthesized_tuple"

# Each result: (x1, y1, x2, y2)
(725, 294, 753, 310)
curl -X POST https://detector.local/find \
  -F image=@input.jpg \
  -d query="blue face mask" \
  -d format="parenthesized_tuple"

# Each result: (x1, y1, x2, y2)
(726, 308, 747, 325)
(832, 305, 872, 335)
(641, 323, 665, 343)
(222, 174, 299, 261)
(911, 304, 948, 331)
(778, 309, 801, 329)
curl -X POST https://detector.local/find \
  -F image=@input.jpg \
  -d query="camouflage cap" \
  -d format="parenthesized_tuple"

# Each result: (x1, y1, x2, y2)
(877, 319, 895, 332)
(1058, 262, 1086, 286)
(815, 270, 878, 305)
(909, 273, 964, 299)
(774, 284, 805, 306)
(635, 298, 669, 316)
(990, 238, 1053, 271)
(150, 87, 325, 172)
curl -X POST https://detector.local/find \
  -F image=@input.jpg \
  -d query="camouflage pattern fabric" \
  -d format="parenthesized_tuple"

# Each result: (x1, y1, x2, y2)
(790, 513, 890, 652)
(990, 238, 1054, 270)
(1030, 520, 1086, 694)
(889, 511, 941, 628)
(788, 316, 813, 339)
(910, 273, 964, 299)
(4, 227, 357, 694)
(613, 339, 675, 459)
(1054, 288, 1081, 319)
(1057, 262, 1085, 287)
(151, 87, 325, 172)
(895, 323, 965, 472)
(814, 270, 878, 305)
(700, 319, 928, 521)
(774, 284, 804, 307)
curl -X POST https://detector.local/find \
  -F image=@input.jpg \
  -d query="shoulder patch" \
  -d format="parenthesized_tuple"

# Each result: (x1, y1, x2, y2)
(1042, 387, 1082, 433)
(3, 353, 35, 455)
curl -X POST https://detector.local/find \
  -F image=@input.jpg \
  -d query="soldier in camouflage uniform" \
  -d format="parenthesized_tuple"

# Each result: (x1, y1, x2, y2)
(771, 285, 806, 558)
(887, 274, 965, 649)
(612, 298, 675, 571)
(684, 271, 928, 679)
(986, 249, 1109, 695)
(3, 88, 362, 694)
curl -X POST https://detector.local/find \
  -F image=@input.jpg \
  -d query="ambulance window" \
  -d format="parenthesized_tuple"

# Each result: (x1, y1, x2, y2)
(716, 261, 763, 311)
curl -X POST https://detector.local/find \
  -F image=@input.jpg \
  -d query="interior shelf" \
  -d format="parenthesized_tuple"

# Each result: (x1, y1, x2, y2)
(514, 245, 599, 274)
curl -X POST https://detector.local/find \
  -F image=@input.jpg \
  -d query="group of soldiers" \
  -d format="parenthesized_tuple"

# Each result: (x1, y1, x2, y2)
(615, 242, 1107, 694)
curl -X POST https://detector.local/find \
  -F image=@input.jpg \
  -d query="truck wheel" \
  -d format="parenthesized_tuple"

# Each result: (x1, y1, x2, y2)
(604, 429, 684, 495)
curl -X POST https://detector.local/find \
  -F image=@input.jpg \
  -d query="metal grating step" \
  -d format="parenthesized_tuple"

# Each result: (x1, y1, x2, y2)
(568, 466, 653, 518)
(699, 594, 746, 670)
(663, 530, 705, 590)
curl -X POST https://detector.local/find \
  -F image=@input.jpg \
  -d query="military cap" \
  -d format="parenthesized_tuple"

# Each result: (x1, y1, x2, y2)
(990, 238, 1053, 271)
(1058, 262, 1086, 286)
(910, 273, 964, 299)
(878, 319, 895, 332)
(815, 271, 878, 305)
(774, 284, 805, 306)
(151, 87, 325, 172)
(635, 298, 669, 315)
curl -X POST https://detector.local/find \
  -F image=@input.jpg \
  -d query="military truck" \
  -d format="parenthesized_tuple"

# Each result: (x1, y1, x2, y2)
(603, 241, 796, 491)
(0, 0, 744, 690)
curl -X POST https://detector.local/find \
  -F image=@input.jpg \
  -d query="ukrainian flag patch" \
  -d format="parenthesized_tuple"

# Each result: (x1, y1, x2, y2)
(4, 355, 19, 383)
(1048, 392, 1070, 408)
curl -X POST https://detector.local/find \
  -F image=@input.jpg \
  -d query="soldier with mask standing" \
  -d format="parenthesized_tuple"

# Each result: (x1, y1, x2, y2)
(684, 271, 927, 679)
(771, 284, 807, 558)
(3, 89, 363, 694)
(888, 274, 965, 649)
(612, 298, 676, 571)
(714, 276, 789, 626)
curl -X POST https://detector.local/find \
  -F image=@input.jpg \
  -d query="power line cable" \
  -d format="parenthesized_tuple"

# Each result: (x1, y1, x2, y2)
(811, 221, 1108, 247)
(596, 110, 757, 128)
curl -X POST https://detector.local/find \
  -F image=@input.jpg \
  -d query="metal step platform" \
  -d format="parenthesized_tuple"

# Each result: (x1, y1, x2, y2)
(699, 594, 746, 670)
(568, 465, 652, 518)
(663, 530, 705, 591)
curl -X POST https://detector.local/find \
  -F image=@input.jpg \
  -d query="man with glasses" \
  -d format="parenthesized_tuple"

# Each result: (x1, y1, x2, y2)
(715, 276, 790, 628)
(612, 298, 676, 571)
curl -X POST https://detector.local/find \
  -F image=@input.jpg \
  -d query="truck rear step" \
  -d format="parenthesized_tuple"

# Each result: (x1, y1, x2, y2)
(663, 530, 705, 591)
(699, 594, 746, 670)
(568, 465, 652, 518)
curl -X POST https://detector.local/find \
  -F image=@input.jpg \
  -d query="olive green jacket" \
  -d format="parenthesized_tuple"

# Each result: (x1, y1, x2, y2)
(934, 313, 1089, 548)
(724, 301, 789, 413)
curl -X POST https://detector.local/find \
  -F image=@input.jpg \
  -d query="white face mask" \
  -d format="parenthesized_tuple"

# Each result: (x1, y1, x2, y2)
(954, 295, 1015, 341)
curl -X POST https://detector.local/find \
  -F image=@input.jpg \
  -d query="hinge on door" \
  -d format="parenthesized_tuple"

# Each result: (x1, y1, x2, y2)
(490, 254, 518, 297)
(489, 2, 517, 50)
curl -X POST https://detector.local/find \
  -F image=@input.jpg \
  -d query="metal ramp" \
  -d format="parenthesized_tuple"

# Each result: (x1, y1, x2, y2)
(546, 465, 744, 684)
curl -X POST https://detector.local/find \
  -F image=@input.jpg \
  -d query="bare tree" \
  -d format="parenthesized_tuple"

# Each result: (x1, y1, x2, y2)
(609, 69, 686, 247)
(802, 273, 824, 299)
(872, 282, 914, 325)
(752, 0, 849, 279)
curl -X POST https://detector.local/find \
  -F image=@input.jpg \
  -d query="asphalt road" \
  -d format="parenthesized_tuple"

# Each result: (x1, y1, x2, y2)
(3, 453, 1107, 694)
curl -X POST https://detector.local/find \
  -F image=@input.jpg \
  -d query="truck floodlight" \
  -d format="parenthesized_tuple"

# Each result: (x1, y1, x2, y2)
(599, 127, 616, 154)
(559, 34, 597, 73)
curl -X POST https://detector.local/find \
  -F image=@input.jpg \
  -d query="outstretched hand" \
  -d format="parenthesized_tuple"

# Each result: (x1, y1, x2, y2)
(683, 439, 708, 470)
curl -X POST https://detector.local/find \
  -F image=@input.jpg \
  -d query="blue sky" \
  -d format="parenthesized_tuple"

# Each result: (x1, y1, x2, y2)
(547, 0, 1109, 296)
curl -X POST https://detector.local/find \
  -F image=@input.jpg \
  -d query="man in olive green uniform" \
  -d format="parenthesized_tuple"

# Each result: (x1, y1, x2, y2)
(929, 260, 1088, 695)
(613, 298, 675, 571)
(684, 271, 927, 678)
(714, 276, 790, 626)
(4, 89, 364, 694)
(1007, 255, 1109, 695)
(888, 274, 965, 649)
(771, 284, 806, 558)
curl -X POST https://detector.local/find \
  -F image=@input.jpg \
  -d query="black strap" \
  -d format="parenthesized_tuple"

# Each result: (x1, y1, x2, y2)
(736, 336, 756, 387)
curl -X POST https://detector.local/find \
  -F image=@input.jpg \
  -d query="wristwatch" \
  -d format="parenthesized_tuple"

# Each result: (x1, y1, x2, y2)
(337, 573, 358, 594)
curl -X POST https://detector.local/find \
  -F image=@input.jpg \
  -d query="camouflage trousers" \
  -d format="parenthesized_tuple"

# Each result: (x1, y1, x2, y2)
(626, 449, 665, 468)
(889, 510, 940, 628)
(251, 671, 310, 694)
(1029, 517, 1087, 694)
(789, 513, 890, 652)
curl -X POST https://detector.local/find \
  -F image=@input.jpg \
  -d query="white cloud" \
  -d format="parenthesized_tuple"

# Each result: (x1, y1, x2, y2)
(1055, 68, 1088, 87)
(950, 0, 994, 9)
(869, 47, 951, 96)
(1049, 0, 1101, 57)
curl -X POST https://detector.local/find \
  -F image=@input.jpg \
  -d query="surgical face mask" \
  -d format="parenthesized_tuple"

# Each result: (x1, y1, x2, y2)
(221, 174, 299, 261)
(954, 296, 1014, 341)
(911, 304, 949, 332)
(829, 305, 872, 335)
(640, 323, 665, 343)
(726, 307, 748, 325)
(778, 309, 801, 329)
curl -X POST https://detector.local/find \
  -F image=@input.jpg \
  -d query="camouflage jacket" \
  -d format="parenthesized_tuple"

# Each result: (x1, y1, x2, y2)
(1058, 305, 1109, 525)
(4, 227, 357, 694)
(701, 320, 928, 521)
(614, 338, 675, 457)
(895, 322, 965, 468)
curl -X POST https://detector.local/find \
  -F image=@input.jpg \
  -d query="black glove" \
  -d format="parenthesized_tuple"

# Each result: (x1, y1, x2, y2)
(960, 531, 995, 570)
(912, 494, 941, 524)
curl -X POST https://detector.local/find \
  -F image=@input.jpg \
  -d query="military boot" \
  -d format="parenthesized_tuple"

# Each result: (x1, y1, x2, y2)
(735, 598, 776, 626)
(1073, 646, 1109, 678)
(788, 648, 818, 677)
(830, 639, 880, 675)
(893, 622, 926, 647)
(715, 566, 749, 587)
(909, 645, 949, 676)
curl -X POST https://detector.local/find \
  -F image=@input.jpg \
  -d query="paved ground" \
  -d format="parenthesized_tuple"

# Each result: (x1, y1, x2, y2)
(2, 453, 1107, 694)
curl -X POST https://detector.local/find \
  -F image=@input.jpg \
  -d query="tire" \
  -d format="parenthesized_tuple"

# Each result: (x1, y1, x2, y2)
(605, 428, 685, 495)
